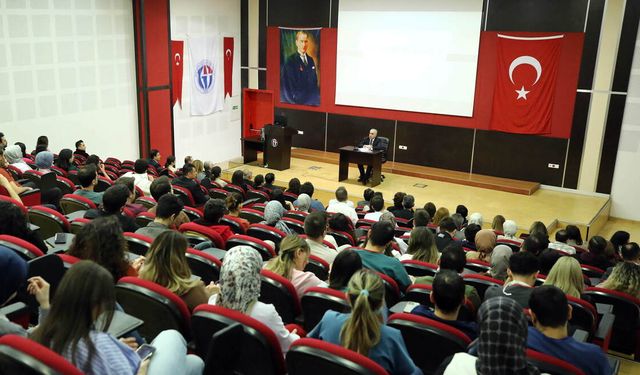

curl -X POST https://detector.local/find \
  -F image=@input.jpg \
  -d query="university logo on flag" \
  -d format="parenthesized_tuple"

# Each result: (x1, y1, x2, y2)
(188, 36, 223, 116)
(490, 34, 564, 135)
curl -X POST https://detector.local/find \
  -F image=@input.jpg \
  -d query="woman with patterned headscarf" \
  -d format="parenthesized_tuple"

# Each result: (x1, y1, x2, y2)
(294, 193, 312, 213)
(261, 200, 293, 235)
(438, 296, 540, 374)
(217, 246, 299, 352)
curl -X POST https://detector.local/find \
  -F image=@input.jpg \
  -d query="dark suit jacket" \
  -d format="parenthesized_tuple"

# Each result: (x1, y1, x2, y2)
(280, 53, 320, 106)
(435, 231, 455, 251)
(357, 137, 386, 151)
(172, 176, 208, 206)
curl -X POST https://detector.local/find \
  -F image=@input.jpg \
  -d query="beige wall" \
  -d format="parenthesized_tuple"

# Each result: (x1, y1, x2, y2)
(248, 0, 260, 89)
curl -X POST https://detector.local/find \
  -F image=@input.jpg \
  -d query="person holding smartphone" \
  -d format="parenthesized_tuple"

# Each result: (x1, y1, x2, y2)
(32, 260, 204, 375)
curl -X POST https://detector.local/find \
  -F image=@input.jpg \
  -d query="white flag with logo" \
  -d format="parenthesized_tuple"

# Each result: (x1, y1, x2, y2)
(188, 36, 223, 115)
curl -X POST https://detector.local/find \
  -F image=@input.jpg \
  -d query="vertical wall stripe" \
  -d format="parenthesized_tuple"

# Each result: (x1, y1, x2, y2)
(324, 112, 328, 152)
(248, 0, 259, 88)
(392, 120, 398, 163)
(470, 128, 477, 174)
(561, 139, 571, 186)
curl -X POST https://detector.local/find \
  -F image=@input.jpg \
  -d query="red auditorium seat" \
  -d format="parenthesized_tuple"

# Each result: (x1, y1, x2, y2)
(286, 338, 388, 375)
(123, 232, 153, 256)
(401, 259, 438, 277)
(59, 194, 97, 214)
(328, 231, 355, 247)
(135, 211, 156, 227)
(0, 235, 45, 260)
(526, 349, 586, 375)
(462, 274, 504, 300)
(27, 205, 71, 239)
(220, 215, 246, 234)
(304, 254, 331, 281)
(0, 335, 83, 375)
(301, 287, 350, 332)
(185, 248, 222, 284)
(259, 269, 302, 324)
(226, 234, 276, 260)
(179, 222, 226, 249)
(239, 207, 265, 223)
(247, 223, 287, 249)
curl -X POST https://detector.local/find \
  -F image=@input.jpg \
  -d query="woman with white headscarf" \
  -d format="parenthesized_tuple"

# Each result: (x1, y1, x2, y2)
(3, 144, 32, 172)
(217, 246, 299, 353)
(294, 193, 312, 212)
(261, 200, 293, 235)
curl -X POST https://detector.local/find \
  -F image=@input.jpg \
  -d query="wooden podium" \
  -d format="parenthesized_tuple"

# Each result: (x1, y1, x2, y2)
(338, 146, 383, 187)
(264, 125, 297, 170)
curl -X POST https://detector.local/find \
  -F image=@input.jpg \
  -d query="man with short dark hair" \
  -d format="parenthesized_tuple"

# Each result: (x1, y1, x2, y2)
(195, 198, 233, 242)
(135, 194, 183, 239)
(148, 176, 190, 226)
(435, 216, 457, 251)
(411, 270, 478, 340)
(522, 234, 549, 256)
(74, 140, 88, 158)
(326, 186, 357, 225)
(393, 195, 415, 221)
(527, 286, 612, 375)
(73, 165, 103, 204)
(122, 159, 153, 196)
(263, 172, 276, 190)
(548, 229, 576, 254)
(579, 235, 614, 271)
(413, 209, 430, 228)
(357, 188, 375, 211)
(293, 182, 324, 212)
(172, 163, 208, 206)
(148, 149, 162, 170)
(304, 212, 338, 263)
(84, 184, 139, 232)
(485, 251, 539, 308)
(455, 204, 468, 226)
(355, 221, 411, 291)
(364, 195, 385, 221)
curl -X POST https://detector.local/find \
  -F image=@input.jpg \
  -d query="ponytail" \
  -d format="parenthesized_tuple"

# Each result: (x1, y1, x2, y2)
(340, 270, 384, 355)
(264, 235, 308, 279)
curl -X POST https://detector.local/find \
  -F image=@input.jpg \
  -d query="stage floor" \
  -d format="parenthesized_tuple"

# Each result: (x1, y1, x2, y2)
(226, 155, 611, 237)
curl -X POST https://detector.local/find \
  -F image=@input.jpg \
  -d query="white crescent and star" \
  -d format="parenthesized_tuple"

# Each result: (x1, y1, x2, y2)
(174, 53, 181, 66)
(225, 49, 232, 58)
(508, 55, 542, 100)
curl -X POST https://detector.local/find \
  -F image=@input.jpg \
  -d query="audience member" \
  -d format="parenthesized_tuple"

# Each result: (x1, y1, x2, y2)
(293, 182, 324, 212)
(461, 223, 481, 251)
(468, 212, 483, 227)
(466, 229, 496, 262)
(55, 148, 77, 172)
(598, 261, 640, 299)
(491, 214, 505, 233)
(413, 209, 430, 228)
(412, 270, 478, 340)
(424, 202, 436, 222)
(527, 286, 612, 375)
(33, 135, 49, 155)
(261, 200, 293, 235)
(565, 225, 583, 246)
(610, 231, 630, 256)
(139, 231, 217, 311)
(451, 213, 466, 241)
(538, 248, 562, 275)
(579, 235, 615, 271)
(172, 163, 209, 206)
(253, 174, 264, 190)
(394, 194, 415, 221)
(379, 212, 408, 255)
(489, 245, 512, 281)
(0, 201, 47, 252)
(309, 270, 421, 375)
(115, 176, 147, 216)
(148, 176, 190, 226)
(85, 154, 111, 181)
(432, 207, 449, 226)
(355, 221, 411, 291)
(455, 204, 469, 226)
(294, 193, 311, 212)
(522, 234, 549, 257)
(193, 160, 205, 182)
(242, 169, 253, 188)
(0, 132, 5, 148)
(263, 172, 276, 190)
(68, 216, 142, 280)
(164, 155, 177, 173)
(218, 246, 300, 353)
(435, 217, 457, 251)
(230, 170, 250, 196)
(3, 144, 31, 172)
(543, 256, 584, 299)
(357, 188, 375, 211)
(122, 159, 153, 196)
(74, 139, 89, 159)
(32, 260, 203, 375)
(326, 187, 358, 225)
(603, 242, 640, 279)
(286, 177, 301, 195)
(498, 219, 523, 245)
(270, 188, 290, 210)
(148, 148, 162, 170)
(35, 151, 54, 173)
(264, 235, 325, 297)
(364, 195, 386, 221)
(183, 155, 193, 166)
(225, 192, 250, 233)
(84, 184, 139, 232)
(548, 229, 576, 254)
(387, 192, 406, 214)
(529, 221, 548, 239)
(0, 147, 34, 196)
(328, 213, 356, 245)
(194, 198, 234, 242)
(328, 249, 363, 292)
(304, 212, 338, 264)
(438, 297, 537, 374)
(401, 226, 439, 263)
(210, 166, 227, 187)
(485, 251, 539, 308)
(135, 194, 183, 239)
(14, 142, 26, 157)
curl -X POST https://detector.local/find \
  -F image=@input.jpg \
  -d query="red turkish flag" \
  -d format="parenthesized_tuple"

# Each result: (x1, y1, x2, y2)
(490, 34, 563, 135)
(171, 40, 184, 108)
(223, 37, 234, 98)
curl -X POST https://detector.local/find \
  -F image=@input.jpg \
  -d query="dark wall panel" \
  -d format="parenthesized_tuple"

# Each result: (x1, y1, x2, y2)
(596, 94, 627, 193)
(259, 0, 266, 68)
(395, 122, 474, 173)
(326, 114, 395, 153)
(486, 0, 587, 32)
(578, 0, 605, 90)
(330, 0, 339, 28)
(241, 69, 248, 89)
(277, 108, 326, 151)
(612, 0, 640, 92)
(563, 92, 591, 189)
(473, 131, 567, 185)
(241, 0, 248, 67)
(258, 70, 267, 90)
(267, 0, 330, 28)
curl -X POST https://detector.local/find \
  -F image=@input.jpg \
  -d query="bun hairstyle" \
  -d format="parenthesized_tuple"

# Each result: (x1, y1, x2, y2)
(340, 270, 384, 355)
(225, 192, 243, 212)
(264, 235, 309, 279)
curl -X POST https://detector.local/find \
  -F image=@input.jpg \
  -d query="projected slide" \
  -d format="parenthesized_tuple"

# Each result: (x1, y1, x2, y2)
(335, 0, 483, 117)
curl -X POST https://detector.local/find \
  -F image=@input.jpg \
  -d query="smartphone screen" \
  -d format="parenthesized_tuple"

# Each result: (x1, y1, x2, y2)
(136, 344, 156, 360)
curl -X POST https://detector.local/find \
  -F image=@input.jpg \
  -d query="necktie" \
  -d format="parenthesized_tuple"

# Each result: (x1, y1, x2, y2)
(302, 54, 307, 65)
(369, 138, 373, 146)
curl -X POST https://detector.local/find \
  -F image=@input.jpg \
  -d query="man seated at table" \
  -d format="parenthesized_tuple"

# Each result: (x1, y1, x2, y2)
(356, 128, 386, 184)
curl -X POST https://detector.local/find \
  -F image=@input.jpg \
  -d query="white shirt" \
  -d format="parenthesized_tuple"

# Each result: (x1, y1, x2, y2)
(248, 301, 300, 353)
(364, 211, 383, 221)
(123, 171, 153, 196)
(548, 241, 576, 254)
(326, 201, 358, 225)
(306, 238, 338, 264)
(11, 162, 32, 173)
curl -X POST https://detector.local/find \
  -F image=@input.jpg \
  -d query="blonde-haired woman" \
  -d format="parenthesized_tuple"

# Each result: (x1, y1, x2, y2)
(263, 235, 325, 297)
(400, 226, 439, 264)
(193, 159, 205, 182)
(543, 256, 584, 299)
(492, 215, 505, 233)
(598, 262, 640, 299)
(309, 270, 421, 374)
(139, 231, 217, 310)
(432, 207, 450, 226)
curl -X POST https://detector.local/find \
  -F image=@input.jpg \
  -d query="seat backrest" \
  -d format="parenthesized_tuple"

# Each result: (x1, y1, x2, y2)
(304, 255, 331, 281)
(566, 295, 597, 337)
(208, 188, 229, 200)
(377, 137, 390, 163)
(0, 335, 83, 375)
(374, 272, 401, 307)
(462, 274, 504, 299)
(54, 176, 75, 195)
(60, 194, 96, 214)
(0, 195, 27, 216)
(464, 259, 492, 273)
(328, 231, 355, 247)
(123, 232, 153, 256)
(282, 217, 305, 234)
(259, 269, 301, 324)
(580, 264, 605, 278)
(172, 185, 196, 207)
(220, 215, 245, 234)
(282, 192, 298, 203)
(526, 349, 586, 375)
(0, 235, 45, 260)
(247, 223, 287, 249)
(387, 313, 470, 375)
(179, 222, 225, 249)
(56, 253, 81, 269)
(134, 196, 157, 209)
(224, 184, 246, 197)
(496, 238, 522, 252)
(226, 234, 276, 260)
(401, 260, 438, 277)
(21, 254, 64, 315)
(94, 176, 112, 193)
(185, 248, 222, 284)
(183, 206, 204, 221)
(27, 205, 71, 239)
(286, 338, 388, 375)
(583, 287, 640, 355)
(239, 207, 265, 223)
(69, 218, 90, 235)
(135, 211, 156, 228)
(247, 189, 269, 203)
(191, 305, 286, 375)
(301, 287, 351, 332)
(115, 277, 191, 342)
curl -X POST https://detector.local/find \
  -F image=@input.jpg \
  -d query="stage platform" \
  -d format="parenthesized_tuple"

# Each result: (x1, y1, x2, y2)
(291, 148, 541, 196)
(226, 149, 611, 240)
